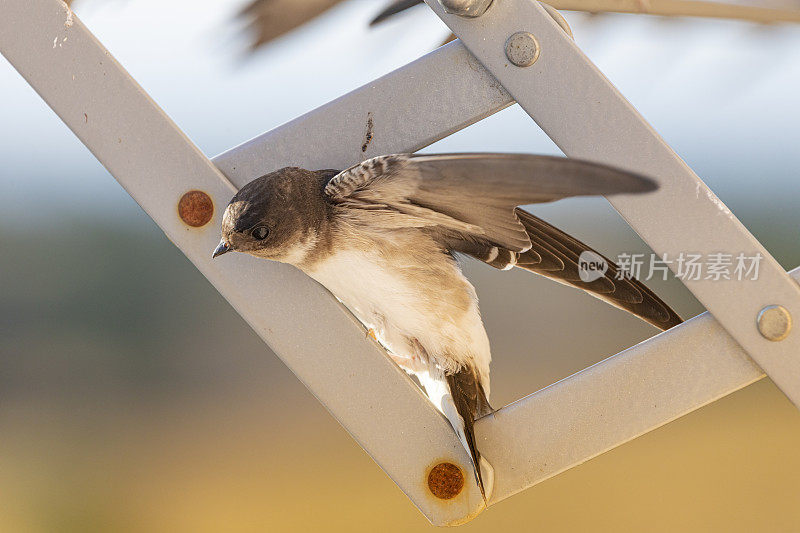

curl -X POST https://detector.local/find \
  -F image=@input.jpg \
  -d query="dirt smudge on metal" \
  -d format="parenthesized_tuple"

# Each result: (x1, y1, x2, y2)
(361, 111, 374, 153)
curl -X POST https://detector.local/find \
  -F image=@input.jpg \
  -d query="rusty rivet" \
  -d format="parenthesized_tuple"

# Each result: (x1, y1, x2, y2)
(427, 462, 464, 500)
(178, 190, 214, 227)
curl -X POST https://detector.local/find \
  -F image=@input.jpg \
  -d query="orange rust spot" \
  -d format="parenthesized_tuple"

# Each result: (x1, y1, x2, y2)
(366, 328, 377, 341)
(427, 462, 464, 500)
(178, 190, 214, 228)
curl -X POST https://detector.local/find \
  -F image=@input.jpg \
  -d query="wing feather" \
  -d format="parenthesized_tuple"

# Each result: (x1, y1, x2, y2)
(456, 209, 682, 330)
(324, 153, 680, 330)
(324, 153, 657, 253)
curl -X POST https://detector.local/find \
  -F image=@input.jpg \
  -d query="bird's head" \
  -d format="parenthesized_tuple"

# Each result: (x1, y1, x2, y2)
(213, 167, 327, 265)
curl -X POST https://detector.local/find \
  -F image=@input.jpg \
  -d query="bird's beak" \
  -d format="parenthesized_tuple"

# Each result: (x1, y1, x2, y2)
(212, 240, 231, 258)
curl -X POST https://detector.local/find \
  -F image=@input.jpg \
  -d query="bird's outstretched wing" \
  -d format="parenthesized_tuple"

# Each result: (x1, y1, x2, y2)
(324, 153, 681, 330)
(461, 209, 683, 329)
(324, 153, 656, 252)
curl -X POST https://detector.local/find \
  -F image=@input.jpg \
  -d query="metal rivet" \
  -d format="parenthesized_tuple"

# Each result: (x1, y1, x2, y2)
(178, 190, 214, 227)
(439, 0, 494, 17)
(505, 31, 540, 68)
(757, 305, 792, 342)
(427, 462, 464, 499)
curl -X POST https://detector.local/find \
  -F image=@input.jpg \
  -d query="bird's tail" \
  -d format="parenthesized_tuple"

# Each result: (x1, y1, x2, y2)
(444, 367, 494, 500)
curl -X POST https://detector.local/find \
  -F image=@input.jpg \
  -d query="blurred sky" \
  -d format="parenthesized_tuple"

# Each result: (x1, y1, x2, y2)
(2, 0, 800, 223)
(2, 1, 800, 531)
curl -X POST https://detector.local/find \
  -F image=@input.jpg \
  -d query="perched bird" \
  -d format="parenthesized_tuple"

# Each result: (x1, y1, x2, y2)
(212, 153, 682, 499)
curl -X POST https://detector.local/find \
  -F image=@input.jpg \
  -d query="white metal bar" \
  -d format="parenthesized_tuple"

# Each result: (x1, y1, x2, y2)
(477, 266, 800, 505)
(425, 0, 800, 410)
(212, 41, 512, 179)
(547, 0, 800, 23)
(0, 1, 492, 524)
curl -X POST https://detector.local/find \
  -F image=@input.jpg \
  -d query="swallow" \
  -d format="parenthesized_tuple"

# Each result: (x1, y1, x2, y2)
(213, 153, 681, 501)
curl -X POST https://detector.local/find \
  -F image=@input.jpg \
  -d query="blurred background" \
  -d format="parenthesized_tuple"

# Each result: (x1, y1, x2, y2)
(2, 0, 800, 531)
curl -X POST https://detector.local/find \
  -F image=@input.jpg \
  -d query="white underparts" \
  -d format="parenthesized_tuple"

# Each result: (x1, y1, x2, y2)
(303, 241, 494, 492)
(304, 245, 491, 387)
(278, 231, 318, 265)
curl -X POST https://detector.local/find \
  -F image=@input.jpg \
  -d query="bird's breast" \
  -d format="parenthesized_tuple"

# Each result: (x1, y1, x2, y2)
(304, 248, 425, 330)
(302, 243, 491, 380)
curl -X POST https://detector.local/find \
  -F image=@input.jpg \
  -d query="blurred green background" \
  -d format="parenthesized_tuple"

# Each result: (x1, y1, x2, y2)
(2, 1, 800, 531)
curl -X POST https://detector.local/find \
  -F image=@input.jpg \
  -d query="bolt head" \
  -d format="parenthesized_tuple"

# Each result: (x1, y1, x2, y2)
(439, 0, 493, 17)
(427, 462, 465, 500)
(178, 190, 214, 228)
(505, 31, 540, 68)
(757, 305, 792, 342)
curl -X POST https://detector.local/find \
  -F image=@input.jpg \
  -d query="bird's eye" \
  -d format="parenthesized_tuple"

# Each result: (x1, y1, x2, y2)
(252, 226, 270, 240)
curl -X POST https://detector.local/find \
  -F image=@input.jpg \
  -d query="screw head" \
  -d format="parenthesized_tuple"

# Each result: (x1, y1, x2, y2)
(178, 190, 214, 228)
(427, 462, 464, 500)
(757, 305, 792, 342)
(505, 31, 540, 67)
(440, 0, 494, 17)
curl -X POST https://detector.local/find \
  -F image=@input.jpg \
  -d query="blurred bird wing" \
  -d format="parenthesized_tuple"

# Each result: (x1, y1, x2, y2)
(370, 0, 423, 25)
(240, 0, 346, 50)
(323, 153, 656, 253)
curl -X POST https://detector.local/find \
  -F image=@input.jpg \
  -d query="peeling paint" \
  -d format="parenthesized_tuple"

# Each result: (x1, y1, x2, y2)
(706, 188, 733, 217)
(64, 5, 74, 28)
(361, 111, 374, 153)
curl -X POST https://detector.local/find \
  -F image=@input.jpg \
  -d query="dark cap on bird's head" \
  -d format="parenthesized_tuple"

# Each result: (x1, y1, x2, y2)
(212, 166, 332, 264)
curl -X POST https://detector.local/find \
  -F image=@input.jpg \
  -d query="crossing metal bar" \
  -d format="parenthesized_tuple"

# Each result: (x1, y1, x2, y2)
(477, 267, 800, 504)
(424, 0, 800, 411)
(211, 41, 512, 177)
(548, 0, 800, 23)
